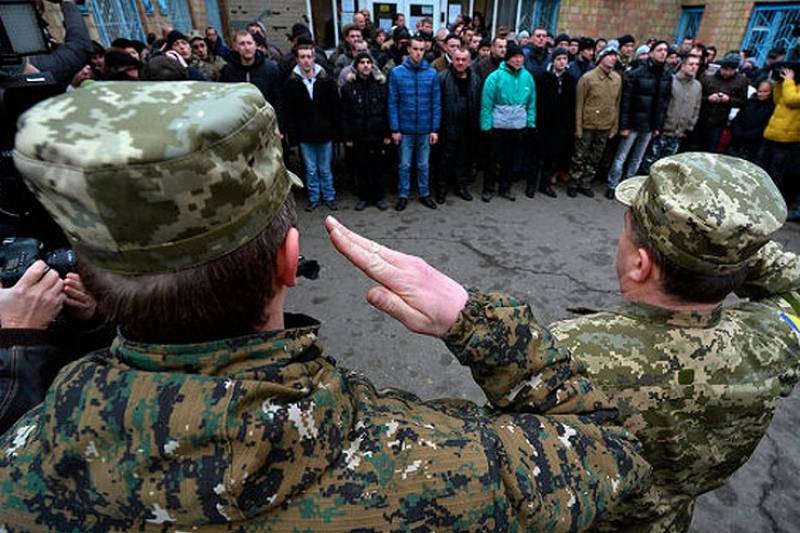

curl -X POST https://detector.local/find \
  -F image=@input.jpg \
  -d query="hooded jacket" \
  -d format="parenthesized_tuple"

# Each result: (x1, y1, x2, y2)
(0, 294, 650, 531)
(763, 78, 800, 143)
(220, 51, 281, 117)
(282, 64, 340, 144)
(340, 69, 389, 141)
(480, 61, 536, 131)
(387, 57, 442, 134)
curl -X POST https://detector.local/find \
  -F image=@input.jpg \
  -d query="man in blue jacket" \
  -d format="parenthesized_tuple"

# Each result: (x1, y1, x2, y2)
(388, 34, 442, 211)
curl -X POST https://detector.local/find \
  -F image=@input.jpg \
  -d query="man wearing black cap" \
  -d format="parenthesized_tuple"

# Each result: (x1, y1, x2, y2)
(474, 36, 506, 82)
(568, 37, 595, 79)
(164, 30, 207, 80)
(480, 41, 536, 202)
(606, 40, 672, 198)
(698, 52, 748, 152)
(617, 34, 636, 71)
(523, 27, 550, 77)
(279, 24, 333, 79)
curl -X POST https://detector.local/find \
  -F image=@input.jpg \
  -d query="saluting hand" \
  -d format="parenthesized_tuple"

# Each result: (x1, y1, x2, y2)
(325, 216, 468, 337)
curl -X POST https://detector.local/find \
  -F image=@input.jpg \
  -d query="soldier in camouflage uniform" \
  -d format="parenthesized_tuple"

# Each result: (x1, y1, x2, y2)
(412, 153, 798, 532)
(0, 81, 649, 531)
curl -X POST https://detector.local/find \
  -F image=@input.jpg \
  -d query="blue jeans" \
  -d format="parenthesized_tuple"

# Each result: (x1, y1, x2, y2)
(398, 133, 431, 198)
(300, 142, 335, 204)
(607, 131, 652, 189)
(640, 135, 682, 174)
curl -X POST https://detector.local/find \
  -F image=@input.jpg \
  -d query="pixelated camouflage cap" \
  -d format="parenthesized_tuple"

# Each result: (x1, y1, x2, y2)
(14, 81, 302, 274)
(615, 153, 786, 275)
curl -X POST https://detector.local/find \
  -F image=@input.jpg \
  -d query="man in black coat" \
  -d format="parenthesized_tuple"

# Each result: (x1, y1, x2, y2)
(606, 40, 672, 196)
(341, 52, 391, 211)
(283, 43, 340, 211)
(435, 47, 481, 203)
(532, 48, 576, 198)
(220, 31, 281, 118)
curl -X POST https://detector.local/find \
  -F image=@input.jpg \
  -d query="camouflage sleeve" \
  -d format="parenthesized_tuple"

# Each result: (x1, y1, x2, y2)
(442, 290, 615, 415)
(736, 241, 800, 300)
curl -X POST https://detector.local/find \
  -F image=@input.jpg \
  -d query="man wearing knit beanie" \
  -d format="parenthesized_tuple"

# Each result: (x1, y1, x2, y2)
(617, 34, 636, 70)
(480, 40, 536, 202)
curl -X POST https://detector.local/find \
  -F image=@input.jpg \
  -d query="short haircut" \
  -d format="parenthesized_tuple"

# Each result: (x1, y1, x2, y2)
(343, 24, 361, 37)
(628, 210, 748, 304)
(491, 36, 506, 46)
(294, 42, 315, 57)
(79, 196, 298, 344)
(445, 33, 461, 44)
(234, 30, 253, 43)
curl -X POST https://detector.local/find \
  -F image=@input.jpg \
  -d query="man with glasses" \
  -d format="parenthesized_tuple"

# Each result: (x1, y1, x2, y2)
(523, 27, 549, 77)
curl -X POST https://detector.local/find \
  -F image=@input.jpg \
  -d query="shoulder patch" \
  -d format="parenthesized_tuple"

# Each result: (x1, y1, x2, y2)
(779, 312, 800, 334)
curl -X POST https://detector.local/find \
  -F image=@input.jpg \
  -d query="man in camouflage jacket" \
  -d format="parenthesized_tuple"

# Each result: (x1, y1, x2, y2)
(0, 81, 649, 531)
(367, 153, 799, 532)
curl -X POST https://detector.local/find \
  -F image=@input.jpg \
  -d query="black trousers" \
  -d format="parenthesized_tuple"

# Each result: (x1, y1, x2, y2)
(352, 139, 386, 203)
(484, 129, 522, 193)
(436, 132, 472, 195)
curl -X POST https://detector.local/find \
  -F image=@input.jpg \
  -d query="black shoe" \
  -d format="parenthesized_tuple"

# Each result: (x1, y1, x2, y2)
(539, 184, 557, 198)
(499, 190, 516, 201)
(395, 198, 408, 211)
(305, 201, 318, 212)
(605, 188, 616, 199)
(525, 185, 536, 199)
(481, 191, 493, 202)
(325, 200, 338, 211)
(567, 187, 577, 198)
(354, 200, 368, 211)
(578, 187, 595, 198)
(420, 196, 437, 209)
(375, 199, 389, 211)
(435, 193, 446, 204)
(456, 188, 473, 201)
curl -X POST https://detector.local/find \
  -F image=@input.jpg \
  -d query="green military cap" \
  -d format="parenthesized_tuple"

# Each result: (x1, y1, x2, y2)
(14, 81, 302, 274)
(615, 152, 786, 275)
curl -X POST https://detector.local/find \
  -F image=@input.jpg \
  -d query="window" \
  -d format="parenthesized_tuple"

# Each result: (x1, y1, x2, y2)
(516, 0, 560, 34)
(674, 5, 704, 43)
(90, 0, 145, 46)
(741, 3, 800, 66)
(161, 0, 193, 32)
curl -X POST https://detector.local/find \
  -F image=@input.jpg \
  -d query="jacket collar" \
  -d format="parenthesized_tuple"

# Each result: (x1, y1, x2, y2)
(611, 300, 722, 329)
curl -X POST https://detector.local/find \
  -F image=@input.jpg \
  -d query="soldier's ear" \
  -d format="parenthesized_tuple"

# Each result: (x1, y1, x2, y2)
(630, 247, 654, 283)
(275, 227, 300, 288)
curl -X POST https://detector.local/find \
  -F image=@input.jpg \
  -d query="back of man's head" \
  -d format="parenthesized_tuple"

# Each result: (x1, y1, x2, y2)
(615, 153, 787, 303)
(13, 82, 302, 342)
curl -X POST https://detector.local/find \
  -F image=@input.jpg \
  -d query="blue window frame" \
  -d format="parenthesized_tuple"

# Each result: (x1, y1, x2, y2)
(160, 0, 192, 32)
(741, 3, 800, 66)
(518, 0, 560, 34)
(205, 0, 223, 35)
(675, 5, 704, 43)
(90, 0, 145, 46)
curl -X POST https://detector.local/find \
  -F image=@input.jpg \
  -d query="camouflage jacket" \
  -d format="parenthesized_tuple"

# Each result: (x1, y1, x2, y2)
(190, 54, 228, 82)
(547, 241, 800, 532)
(0, 292, 650, 531)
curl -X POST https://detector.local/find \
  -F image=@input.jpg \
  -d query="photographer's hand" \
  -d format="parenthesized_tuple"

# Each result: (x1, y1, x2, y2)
(0, 261, 65, 329)
(63, 273, 97, 322)
(325, 216, 468, 337)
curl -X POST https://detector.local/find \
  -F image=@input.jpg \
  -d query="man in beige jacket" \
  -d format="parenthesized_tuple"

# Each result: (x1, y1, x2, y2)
(568, 44, 622, 198)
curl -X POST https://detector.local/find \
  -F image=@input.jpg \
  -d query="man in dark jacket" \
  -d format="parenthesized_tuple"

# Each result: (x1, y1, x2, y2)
(435, 47, 481, 203)
(283, 43, 340, 211)
(28, 0, 92, 84)
(523, 27, 550, 78)
(473, 37, 506, 83)
(698, 53, 749, 152)
(220, 31, 282, 120)
(279, 25, 334, 80)
(567, 37, 595, 80)
(205, 26, 230, 61)
(388, 34, 441, 211)
(341, 52, 391, 211)
(533, 47, 576, 198)
(607, 41, 672, 196)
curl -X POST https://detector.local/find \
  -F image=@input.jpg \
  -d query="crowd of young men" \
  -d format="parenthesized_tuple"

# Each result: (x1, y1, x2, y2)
(67, 10, 799, 216)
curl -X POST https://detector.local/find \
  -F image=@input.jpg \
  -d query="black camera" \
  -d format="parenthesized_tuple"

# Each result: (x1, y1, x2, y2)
(0, 237, 75, 286)
(769, 61, 800, 80)
(297, 255, 319, 280)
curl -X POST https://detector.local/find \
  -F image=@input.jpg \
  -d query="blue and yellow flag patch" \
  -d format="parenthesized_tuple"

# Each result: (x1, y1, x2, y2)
(779, 312, 800, 334)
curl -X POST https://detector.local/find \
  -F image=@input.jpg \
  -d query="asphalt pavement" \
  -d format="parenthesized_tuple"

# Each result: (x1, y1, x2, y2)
(287, 181, 800, 532)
